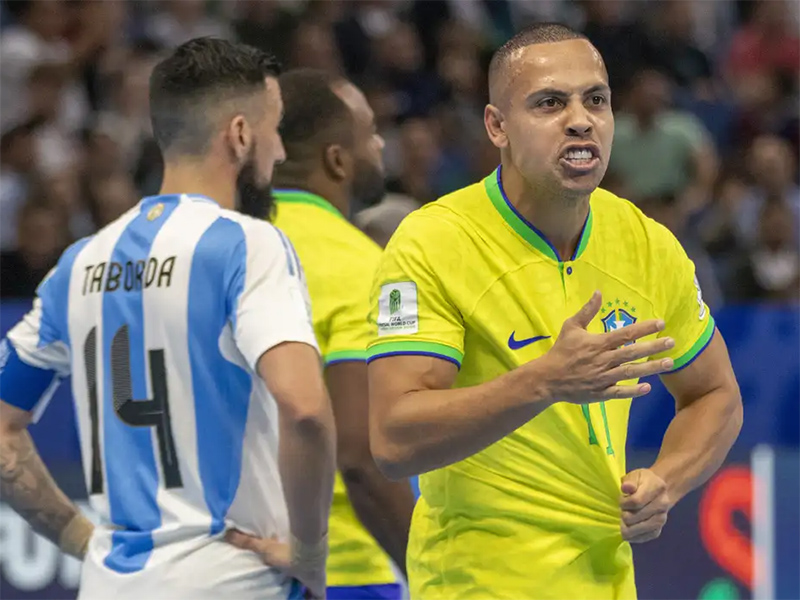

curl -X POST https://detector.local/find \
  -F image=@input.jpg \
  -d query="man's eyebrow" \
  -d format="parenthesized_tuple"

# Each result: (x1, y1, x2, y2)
(525, 84, 611, 104)
(584, 84, 611, 96)
(526, 88, 569, 103)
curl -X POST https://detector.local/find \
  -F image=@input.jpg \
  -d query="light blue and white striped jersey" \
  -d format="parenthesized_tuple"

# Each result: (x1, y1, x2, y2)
(0, 194, 317, 599)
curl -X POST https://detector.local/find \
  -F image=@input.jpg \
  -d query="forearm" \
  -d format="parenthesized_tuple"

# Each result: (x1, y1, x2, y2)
(342, 464, 414, 575)
(278, 411, 337, 545)
(373, 363, 552, 478)
(651, 388, 742, 504)
(0, 429, 93, 558)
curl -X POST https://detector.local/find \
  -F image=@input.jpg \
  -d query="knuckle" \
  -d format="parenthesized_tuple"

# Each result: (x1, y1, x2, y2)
(622, 364, 633, 380)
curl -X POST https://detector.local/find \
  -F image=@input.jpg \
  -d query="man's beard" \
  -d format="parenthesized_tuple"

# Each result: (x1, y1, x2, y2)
(236, 153, 275, 221)
(350, 158, 386, 216)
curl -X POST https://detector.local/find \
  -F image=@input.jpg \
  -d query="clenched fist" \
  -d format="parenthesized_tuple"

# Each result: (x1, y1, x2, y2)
(619, 469, 672, 544)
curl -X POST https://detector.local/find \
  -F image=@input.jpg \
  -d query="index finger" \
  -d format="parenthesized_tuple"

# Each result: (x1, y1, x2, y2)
(225, 529, 261, 552)
(619, 483, 662, 511)
(601, 319, 665, 349)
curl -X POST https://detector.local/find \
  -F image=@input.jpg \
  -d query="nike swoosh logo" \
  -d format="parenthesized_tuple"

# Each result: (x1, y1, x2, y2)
(507, 332, 551, 350)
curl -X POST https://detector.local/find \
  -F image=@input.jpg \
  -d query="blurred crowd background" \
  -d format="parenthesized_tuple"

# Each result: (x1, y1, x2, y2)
(1, 0, 798, 305)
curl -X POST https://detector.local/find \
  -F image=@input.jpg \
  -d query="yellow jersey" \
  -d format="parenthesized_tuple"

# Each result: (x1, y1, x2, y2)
(367, 167, 715, 599)
(273, 189, 396, 587)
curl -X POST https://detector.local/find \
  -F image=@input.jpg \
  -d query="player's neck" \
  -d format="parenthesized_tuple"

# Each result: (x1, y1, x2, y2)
(159, 160, 236, 211)
(274, 168, 350, 217)
(502, 166, 590, 261)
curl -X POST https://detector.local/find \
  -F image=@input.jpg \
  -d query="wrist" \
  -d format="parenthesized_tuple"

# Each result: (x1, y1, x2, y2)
(648, 461, 684, 508)
(291, 532, 328, 564)
(58, 513, 94, 559)
(522, 355, 557, 410)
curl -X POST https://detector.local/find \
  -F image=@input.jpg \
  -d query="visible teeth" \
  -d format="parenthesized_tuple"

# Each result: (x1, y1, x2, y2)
(565, 149, 593, 161)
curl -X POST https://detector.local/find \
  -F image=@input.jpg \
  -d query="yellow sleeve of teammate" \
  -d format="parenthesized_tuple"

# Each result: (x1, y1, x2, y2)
(651, 225, 716, 371)
(367, 213, 465, 367)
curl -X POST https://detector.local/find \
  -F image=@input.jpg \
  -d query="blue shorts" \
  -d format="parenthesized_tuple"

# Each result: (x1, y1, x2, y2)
(326, 583, 403, 600)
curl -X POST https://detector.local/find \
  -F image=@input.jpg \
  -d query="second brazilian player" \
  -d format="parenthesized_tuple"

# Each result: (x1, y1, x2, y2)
(272, 69, 415, 600)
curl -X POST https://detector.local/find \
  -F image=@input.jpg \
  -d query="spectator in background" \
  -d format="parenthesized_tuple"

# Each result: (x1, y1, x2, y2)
(646, 0, 713, 91)
(433, 26, 486, 196)
(94, 47, 160, 175)
(732, 201, 800, 302)
(81, 125, 123, 186)
(0, 119, 41, 251)
(578, 0, 654, 91)
(232, 0, 299, 67)
(289, 20, 344, 74)
(436, 21, 486, 135)
(24, 63, 78, 177)
(608, 69, 718, 215)
(372, 22, 444, 120)
(335, 0, 399, 79)
(386, 117, 442, 204)
(146, 0, 229, 49)
(87, 171, 139, 228)
(698, 173, 752, 296)
(355, 193, 420, 248)
(0, 0, 109, 134)
(644, 0, 739, 156)
(725, 0, 799, 96)
(41, 169, 94, 241)
(0, 201, 69, 297)
(734, 135, 800, 246)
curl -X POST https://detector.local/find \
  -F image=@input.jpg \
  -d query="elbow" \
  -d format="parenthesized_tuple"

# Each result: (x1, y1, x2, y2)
(282, 399, 335, 440)
(728, 386, 744, 440)
(338, 444, 384, 490)
(370, 435, 416, 481)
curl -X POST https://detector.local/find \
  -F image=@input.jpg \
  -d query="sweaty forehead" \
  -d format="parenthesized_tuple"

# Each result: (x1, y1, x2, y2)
(494, 39, 608, 106)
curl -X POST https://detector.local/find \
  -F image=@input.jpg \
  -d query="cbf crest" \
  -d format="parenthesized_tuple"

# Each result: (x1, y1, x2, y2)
(600, 299, 637, 345)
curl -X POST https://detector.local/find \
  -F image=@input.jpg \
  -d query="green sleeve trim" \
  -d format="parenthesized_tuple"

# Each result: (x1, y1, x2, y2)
(671, 316, 716, 371)
(367, 340, 463, 367)
(324, 349, 367, 365)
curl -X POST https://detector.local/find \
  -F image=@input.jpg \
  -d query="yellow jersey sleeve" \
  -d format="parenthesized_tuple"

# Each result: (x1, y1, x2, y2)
(651, 224, 716, 370)
(367, 213, 465, 367)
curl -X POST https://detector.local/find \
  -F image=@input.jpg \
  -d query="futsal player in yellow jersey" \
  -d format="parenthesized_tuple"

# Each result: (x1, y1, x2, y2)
(257, 69, 414, 600)
(367, 24, 743, 599)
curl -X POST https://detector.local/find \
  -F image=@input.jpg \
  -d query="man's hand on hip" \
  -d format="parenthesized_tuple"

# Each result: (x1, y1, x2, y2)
(225, 529, 328, 599)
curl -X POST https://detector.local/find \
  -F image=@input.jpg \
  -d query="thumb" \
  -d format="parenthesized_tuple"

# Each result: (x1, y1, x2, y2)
(569, 291, 602, 330)
(621, 470, 642, 495)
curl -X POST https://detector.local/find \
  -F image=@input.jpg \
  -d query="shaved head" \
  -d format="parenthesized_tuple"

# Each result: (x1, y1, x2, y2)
(489, 23, 598, 106)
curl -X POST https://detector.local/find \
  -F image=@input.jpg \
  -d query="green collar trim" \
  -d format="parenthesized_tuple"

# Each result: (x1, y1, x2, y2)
(273, 189, 344, 220)
(483, 166, 593, 262)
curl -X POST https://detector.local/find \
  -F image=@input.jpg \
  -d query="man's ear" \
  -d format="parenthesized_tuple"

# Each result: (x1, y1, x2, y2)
(226, 115, 252, 163)
(484, 104, 508, 150)
(323, 144, 350, 182)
